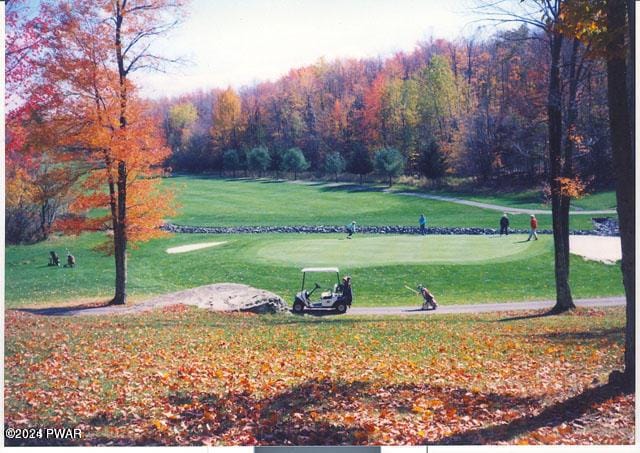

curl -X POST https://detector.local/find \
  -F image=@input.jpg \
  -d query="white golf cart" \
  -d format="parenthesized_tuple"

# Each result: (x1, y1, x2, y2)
(292, 267, 352, 314)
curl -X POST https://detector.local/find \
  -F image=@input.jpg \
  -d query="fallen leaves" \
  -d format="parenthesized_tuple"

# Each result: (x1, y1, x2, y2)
(3, 307, 634, 446)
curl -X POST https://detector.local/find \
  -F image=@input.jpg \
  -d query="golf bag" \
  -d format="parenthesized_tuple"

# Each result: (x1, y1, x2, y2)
(418, 285, 438, 310)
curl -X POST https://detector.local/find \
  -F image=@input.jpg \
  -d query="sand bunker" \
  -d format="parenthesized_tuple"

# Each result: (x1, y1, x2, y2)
(570, 235, 621, 264)
(166, 241, 227, 254)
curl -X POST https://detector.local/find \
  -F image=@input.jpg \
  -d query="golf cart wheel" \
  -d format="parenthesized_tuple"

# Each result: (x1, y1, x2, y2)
(335, 302, 347, 314)
(293, 301, 305, 314)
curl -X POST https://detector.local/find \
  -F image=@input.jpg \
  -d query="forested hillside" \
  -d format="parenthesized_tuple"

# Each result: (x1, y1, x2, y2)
(156, 26, 611, 187)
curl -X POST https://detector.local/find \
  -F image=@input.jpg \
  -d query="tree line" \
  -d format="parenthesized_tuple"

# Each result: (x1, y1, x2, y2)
(157, 25, 611, 189)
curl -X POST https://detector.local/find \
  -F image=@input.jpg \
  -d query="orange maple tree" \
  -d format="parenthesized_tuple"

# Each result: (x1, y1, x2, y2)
(37, 0, 187, 304)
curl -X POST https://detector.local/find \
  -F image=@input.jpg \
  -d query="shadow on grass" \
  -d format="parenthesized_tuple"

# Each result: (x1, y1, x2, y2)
(433, 383, 625, 445)
(538, 327, 624, 343)
(319, 184, 386, 193)
(16, 301, 113, 316)
(496, 311, 556, 322)
(161, 379, 539, 446)
(14, 376, 624, 446)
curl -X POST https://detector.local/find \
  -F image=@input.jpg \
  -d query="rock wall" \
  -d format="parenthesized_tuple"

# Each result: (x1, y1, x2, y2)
(162, 220, 619, 237)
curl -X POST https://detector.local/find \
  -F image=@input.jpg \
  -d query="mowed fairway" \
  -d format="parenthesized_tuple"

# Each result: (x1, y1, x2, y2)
(164, 176, 600, 231)
(250, 235, 545, 267)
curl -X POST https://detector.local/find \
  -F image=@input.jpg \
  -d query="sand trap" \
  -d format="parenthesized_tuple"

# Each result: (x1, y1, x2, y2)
(166, 241, 227, 254)
(570, 235, 621, 264)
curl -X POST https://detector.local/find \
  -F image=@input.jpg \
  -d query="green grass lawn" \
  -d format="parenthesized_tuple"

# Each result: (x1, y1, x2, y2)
(249, 235, 546, 267)
(5, 306, 632, 445)
(164, 177, 600, 230)
(5, 232, 623, 308)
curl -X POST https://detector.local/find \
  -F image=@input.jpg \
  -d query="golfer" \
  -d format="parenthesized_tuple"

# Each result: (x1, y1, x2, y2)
(346, 220, 357, 239)
(419, 213, 427, 235)
(527, 214, 538, 241)
(499, 213, 509, 236)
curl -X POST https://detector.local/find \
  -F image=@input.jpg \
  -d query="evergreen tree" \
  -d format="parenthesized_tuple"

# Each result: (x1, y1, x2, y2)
(374, 147, 405, 186)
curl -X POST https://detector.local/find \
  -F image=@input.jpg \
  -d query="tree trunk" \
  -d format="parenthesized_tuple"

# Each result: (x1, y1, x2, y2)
(606, 0, 635, 392)
(111, 0, 128, 305)
(548, 31, 575, 312)
(40, 201, 50, 240)
(112, 161, 128, 305)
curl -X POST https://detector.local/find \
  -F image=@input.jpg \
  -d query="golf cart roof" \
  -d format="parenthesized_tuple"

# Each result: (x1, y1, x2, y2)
(301, 267, 339, 273)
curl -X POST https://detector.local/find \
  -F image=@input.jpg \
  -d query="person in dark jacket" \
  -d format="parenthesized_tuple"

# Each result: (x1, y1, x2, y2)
(499, 213, 509, 236)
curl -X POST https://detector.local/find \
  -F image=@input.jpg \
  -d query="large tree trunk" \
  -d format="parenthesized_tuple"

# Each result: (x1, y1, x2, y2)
(606, 0, 635, 392)
(112, 161, 128, 305)
(111, 0, 128, 305)
(548, 31, 575, 312)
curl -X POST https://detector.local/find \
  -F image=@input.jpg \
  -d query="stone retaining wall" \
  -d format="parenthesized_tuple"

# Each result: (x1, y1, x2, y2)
(162, 221, 619, 236)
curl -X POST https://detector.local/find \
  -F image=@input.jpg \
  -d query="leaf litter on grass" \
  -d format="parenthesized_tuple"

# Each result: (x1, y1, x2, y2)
(4, 307, 634, 446)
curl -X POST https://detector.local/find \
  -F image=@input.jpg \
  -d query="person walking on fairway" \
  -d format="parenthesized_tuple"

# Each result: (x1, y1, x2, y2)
(527, 214, 538, 241)
(419, 213, 427, 235)
(499, 213, 509, 236)
(346, 220, 357, 239)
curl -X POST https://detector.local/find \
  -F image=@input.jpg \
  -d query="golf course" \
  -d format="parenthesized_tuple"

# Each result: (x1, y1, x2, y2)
(5, 177, 623, 309)
(6, 0, 636, 447)
(3, 177, 632, 446)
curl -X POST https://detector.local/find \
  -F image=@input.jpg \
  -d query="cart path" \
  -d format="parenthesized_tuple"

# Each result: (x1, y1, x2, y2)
(345, 296, 625, 316)
(16, 295, 625, 317)
(388, 191, 617, 215)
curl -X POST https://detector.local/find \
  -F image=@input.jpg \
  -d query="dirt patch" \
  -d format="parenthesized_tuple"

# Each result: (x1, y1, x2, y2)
(569, 235, 621, 264)
(166, 241, 227, 254)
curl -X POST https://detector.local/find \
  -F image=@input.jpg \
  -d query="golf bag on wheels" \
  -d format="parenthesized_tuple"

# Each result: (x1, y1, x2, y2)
(418, 285, 438, 310)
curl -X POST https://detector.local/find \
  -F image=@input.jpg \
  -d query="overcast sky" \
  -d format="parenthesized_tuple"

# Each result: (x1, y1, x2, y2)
(133, 0, 490, 98)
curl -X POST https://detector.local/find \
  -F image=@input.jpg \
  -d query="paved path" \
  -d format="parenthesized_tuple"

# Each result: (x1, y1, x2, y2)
(389, 191, 617, 215)
(17, 296, 625, 318)
(344, 297, 625, 316)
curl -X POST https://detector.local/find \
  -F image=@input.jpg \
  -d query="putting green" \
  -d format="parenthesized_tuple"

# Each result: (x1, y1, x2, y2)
(249, 234, 549, 268)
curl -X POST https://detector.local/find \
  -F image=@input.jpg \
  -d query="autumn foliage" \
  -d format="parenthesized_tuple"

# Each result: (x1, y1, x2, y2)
(4, 308, 633, 446)
(7, 0, 187, 302)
